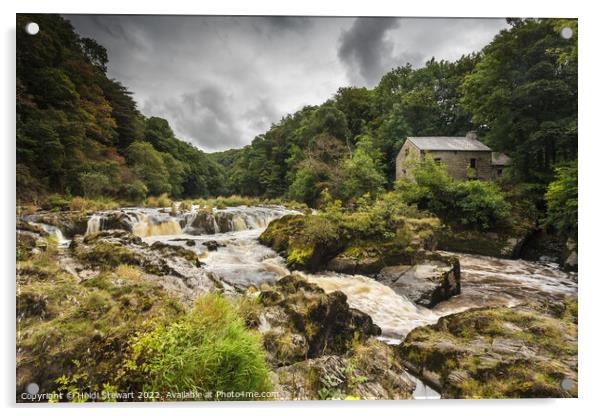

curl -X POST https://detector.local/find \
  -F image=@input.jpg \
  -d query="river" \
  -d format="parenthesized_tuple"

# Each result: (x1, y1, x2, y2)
(36, 204, 578, 399)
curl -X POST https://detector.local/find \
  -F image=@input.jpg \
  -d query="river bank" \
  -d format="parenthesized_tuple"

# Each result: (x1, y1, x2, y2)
(16, 204, 578, 400)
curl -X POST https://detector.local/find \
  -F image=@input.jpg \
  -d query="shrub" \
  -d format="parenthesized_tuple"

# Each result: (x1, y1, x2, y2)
(69, 196, 120, 212)
(119, 180, 148, 204)
(79, 172, 111, 198)
(397, 156, 511, 231)
(122, 294, 272, 399)
(545, 162, 577, 239)
(42, 194, 70, 211)
(145, 193, 172, 208)
(179, 200, 192, 211)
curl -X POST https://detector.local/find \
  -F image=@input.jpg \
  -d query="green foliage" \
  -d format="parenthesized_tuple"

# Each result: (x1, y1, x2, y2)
(461, 18, 577, 182)
(16, 251, 183, 401)
(397, 157, 511, 230)
(79, 172, 111, 198)
(144, 193, 172, 208)
(339, 136, 386, 202)
(122, 294, 272, 399)
(16, 14, 225, 203)
(545, 162, 577, 239)
(118, 180, 148, 204)
(288, 167, 322, 206)
(126, 141, 171, 195)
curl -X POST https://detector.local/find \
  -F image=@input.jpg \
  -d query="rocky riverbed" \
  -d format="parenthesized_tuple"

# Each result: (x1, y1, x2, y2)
(16, 205, 578, 400)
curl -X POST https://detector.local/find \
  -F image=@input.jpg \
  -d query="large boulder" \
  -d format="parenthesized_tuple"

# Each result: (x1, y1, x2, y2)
(325, 241, 417, 275)
(377, 252, 461, 308)
(399, 299, 578, 398)
(273, 339, 416, 400)
(23, 211, 88, 238)
(70, 230, 217, 303)
(260, 214, 440, 275)
(257, 274, 380, 365)
(438, 227, 532, 258)
(259, 215, 346, 272)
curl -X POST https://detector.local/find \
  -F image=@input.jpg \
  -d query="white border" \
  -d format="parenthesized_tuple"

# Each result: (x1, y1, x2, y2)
(2, 1, 600, 415)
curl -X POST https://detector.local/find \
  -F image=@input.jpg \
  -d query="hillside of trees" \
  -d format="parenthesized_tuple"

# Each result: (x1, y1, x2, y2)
(17, 14, 225, 204)
(16, 16, 577, 240)
(218, 18, 577, 219)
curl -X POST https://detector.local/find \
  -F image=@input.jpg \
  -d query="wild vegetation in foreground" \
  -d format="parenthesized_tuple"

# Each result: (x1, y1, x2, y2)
(17, 236, 272, 401)
(16, 14, 578, 401)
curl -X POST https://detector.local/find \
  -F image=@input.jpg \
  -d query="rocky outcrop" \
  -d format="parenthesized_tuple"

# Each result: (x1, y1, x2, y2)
(253, 275, 415, 400)
(377, 252, 461, 308)
(325, 242, 415, 275)
(22, 211, 88, 237)
(260, 214, 440, 275)
(258, 275, 380, 364)
(399, 299, 578, 398)
(438, 226, 532, 258)
(273, 339, 415, 400)
(259, 215, 346, 272)
(70, 230, 217, 302)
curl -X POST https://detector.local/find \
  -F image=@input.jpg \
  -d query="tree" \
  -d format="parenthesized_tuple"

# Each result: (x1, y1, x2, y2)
(126, 141, 171, 195)
(333, 87, 376, 139)
(397, 156, 511, 230)
(461, 18, 577, 182)
(545, 162, 577, 239)
(339, 136, 386, 202)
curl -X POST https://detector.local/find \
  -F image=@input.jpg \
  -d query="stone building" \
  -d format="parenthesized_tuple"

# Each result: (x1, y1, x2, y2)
(395, 132, 510, 181)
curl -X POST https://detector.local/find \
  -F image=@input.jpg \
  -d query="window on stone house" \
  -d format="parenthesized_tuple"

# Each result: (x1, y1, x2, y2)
(434, 158, 441, 164)
(470, 158, 477, 169)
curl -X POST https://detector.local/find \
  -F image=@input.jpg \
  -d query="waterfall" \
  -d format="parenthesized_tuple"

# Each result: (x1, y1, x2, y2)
(305, 273, 440, 343)
(86, 215, 102, 235)
(131, 213, 183, 237)
(83, 205, 297, 238)
(39, 223, 70, 247)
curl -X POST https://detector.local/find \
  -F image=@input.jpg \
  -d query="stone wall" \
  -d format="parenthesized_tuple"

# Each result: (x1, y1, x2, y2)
(426, 150, 492, 181)
(396, 141, 492, 181)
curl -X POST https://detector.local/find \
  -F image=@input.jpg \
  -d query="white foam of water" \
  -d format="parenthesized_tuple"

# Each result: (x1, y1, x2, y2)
(131, 213, 183, 237)
(405, 372, 441, 399)
(38, 223, 70, 247)
(304, 273, 440, 342)
(86, 214, 102, 235)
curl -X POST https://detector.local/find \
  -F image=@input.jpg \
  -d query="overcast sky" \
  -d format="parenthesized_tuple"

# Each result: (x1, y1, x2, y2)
(65, 15, 508, 152)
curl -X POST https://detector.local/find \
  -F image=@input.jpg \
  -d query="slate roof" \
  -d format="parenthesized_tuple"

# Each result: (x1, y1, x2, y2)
(407, 136, 492, 152)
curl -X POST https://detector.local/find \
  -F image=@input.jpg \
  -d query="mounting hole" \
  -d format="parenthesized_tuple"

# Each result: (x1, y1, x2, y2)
(560, 378, 573, 390)
(25, 22, 39, 35)
(26, 382, 39, 395)
(560, 26, 573, 39)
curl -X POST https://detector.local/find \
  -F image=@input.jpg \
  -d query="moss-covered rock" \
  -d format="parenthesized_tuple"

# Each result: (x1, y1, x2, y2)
(24, 211, 89, 238)
(260, 214, 440, 274)
(259, 215, 345, 271)
(69, 230, 216, 302)
(273, 339, 415, 400)
(16, 256, 184, 400)
(377, 252, 461, 308)
(399, 300, 578, 398)
(257, 274, 380, 365)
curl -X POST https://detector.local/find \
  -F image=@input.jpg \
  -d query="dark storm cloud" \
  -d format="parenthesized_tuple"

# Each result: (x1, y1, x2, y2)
(338, 17, 508, 87)
(65, 15, 507, 151)
(143, 86, 244, 150)
(338, 17, 401, 87)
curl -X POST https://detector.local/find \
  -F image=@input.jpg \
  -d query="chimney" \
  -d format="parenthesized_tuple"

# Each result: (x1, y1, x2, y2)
(465, 131, 478, 140)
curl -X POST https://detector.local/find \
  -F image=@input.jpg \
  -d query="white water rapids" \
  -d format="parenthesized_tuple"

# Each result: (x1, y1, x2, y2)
(30, 205, 577, 399)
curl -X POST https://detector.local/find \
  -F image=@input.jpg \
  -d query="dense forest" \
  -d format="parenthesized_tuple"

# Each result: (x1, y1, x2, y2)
(17, 14, 225, 205)
(216, 18, 577, 205)
(15, 15, 579, 402)
(17, 15, 577, 239)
